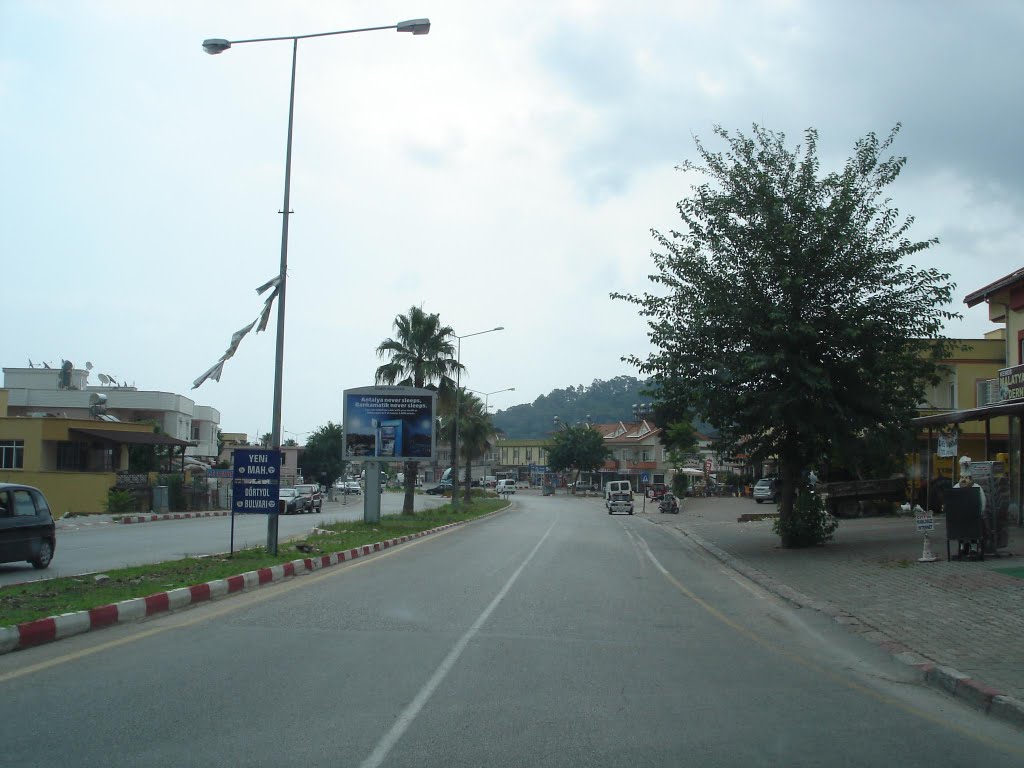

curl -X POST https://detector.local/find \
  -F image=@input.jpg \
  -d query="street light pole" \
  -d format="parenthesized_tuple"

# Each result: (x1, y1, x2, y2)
(451, 327, 504, 505)
(466, 387, 516, 416)
(202, 18, 430, 553)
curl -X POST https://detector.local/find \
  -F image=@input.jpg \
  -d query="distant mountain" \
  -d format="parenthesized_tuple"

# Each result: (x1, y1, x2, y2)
(491, 376, 658, 439)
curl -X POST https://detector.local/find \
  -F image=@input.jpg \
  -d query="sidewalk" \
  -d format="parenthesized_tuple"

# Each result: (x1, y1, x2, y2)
(644, 496, 1024, 722)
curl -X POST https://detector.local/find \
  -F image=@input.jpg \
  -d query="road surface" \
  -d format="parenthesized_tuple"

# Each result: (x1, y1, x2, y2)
(0, 493, 1020, 766)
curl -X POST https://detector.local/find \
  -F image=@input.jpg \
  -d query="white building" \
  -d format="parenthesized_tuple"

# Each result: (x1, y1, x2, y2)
(2, 366, 221, 458)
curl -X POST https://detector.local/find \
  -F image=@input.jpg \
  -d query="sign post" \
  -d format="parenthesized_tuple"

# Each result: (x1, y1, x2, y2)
(231, 448, 282, 555)
(914, 504, 937, 562)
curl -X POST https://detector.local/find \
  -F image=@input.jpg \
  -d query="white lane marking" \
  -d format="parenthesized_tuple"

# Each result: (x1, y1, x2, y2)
(358, 516, 558, 768)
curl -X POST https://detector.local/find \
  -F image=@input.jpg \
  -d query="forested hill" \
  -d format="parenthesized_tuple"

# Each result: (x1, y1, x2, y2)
(491, 376, 654, 439)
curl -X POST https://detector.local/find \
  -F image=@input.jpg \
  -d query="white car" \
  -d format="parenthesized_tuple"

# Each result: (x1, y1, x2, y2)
(343, 481, 362, 495)
(496, 479, 516, 494)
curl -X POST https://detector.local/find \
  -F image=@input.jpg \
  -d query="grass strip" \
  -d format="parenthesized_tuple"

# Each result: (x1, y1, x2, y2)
(994, 566, 1024, 581)
(1, 498, 505, 628)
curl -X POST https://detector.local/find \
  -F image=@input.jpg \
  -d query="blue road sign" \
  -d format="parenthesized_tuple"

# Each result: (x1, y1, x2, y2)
(641, 472, 650, 484)
(233, 449, 282, 481)
(232, 449, 281, 514)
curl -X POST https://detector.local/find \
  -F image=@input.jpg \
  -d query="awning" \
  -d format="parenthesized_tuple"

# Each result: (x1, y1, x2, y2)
(911, 400, 1024, 428)
(70, 428, 190, 447)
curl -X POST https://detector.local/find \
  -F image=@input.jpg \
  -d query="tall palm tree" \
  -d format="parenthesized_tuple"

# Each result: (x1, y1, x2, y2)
(458, 392, 492, 503)
(376, 306, 461, 514)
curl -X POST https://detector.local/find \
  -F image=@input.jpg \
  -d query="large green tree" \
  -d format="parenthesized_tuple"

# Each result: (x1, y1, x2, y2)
(615, 124, 958, 546)
(301, 422, 346, 490)
(546, 424, 610, 490)
(376, 305, 461, 513)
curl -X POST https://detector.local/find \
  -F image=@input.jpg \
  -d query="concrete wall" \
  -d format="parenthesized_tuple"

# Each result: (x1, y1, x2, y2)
(0, 469, 114, 516)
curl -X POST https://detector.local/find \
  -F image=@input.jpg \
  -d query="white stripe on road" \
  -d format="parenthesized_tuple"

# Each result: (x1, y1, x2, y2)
(358, 516, 558, 768)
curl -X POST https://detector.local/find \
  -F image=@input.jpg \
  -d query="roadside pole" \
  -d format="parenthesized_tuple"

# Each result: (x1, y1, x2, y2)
(365, 460, 382, 524)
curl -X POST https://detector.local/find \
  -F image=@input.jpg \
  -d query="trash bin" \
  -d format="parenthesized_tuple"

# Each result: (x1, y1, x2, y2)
(153, 485, 169, 514)
(542, 483, 555, 496)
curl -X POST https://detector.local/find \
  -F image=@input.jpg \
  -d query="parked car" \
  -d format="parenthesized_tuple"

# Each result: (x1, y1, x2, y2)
(294, 483, 323, 513)
(343, 481, 362, 495)
(753, 478, 779, 504)
(277, 487, 305, 515)
(646, 483, 669, 500)
(607, 492, 634, 515)
(425, 480, 451, 495)
(0, 483, 56, 569)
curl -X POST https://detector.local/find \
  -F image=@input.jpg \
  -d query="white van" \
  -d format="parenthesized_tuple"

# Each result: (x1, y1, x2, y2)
(604, 481, 632, 508)
(496, 479, 517, 495)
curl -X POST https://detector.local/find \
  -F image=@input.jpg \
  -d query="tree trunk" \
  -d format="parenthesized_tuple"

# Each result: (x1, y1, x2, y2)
(449, 431, 459, 505)
(403, 460, 417, 514)
(463, 457, 473, 503)
(777, 453, 799, 548)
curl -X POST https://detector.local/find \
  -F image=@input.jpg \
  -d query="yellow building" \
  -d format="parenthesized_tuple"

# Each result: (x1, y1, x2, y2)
(913, 334, 1009, 482)
(0, 390, 189, 516)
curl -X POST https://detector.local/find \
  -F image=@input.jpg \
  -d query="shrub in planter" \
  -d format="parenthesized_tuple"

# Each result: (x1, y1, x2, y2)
(773, 484, 839, 548)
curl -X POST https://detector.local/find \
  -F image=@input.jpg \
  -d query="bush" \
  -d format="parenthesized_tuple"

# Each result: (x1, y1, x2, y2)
(773, 485, 839, 548)
(105, 489, 135, 516)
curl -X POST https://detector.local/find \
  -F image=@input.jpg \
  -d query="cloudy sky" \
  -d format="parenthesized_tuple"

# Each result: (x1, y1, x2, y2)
(3, 1, 1021, 440)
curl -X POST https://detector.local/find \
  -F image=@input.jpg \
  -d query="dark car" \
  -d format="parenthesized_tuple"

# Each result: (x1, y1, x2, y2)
(294, 483, 323, 513)
(277, 487, 305, 515)
(0, 483, 56, 569)
(425, 480, 451, 495)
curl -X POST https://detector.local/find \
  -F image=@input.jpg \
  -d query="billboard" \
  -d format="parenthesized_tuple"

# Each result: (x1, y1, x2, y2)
(343, 386, 437, 461)
(999, 363, 1024, 403)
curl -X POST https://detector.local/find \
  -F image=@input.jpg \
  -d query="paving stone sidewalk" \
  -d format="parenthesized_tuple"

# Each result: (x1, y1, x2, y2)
(646, 496, 1024, 704)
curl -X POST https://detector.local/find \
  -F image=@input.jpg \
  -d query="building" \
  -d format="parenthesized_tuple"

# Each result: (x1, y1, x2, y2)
(0, 390, 191, 516)
(2, 366, 220, 458)
(911, 267, 1024, 526)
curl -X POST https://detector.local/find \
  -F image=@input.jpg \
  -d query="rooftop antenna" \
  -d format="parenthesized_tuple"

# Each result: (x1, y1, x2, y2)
(98, 373, 110, 385)
(85, 361, 93, 370)
(28, 358, 34, 368)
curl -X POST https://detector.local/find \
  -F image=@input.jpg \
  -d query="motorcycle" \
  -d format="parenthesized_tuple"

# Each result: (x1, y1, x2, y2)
(658, 493, 680, 514)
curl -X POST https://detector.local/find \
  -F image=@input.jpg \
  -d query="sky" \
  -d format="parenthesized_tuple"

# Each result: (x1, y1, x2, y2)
(2, 0, 1022, 441)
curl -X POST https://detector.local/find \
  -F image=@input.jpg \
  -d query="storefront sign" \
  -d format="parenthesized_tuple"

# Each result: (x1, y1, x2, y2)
(937, 432, 958, 458)
(999, 363, 1024, 403)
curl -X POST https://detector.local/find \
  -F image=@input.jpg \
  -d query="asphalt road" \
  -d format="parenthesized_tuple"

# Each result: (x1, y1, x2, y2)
(0, 493, 445, 586)
(0, 493, 1021, 766)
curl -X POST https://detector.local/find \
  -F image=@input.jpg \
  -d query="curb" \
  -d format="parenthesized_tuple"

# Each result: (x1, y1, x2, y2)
(658, 521, 1024, 731)
(117, 511, 231, 524)
(0, 517, 477, 656)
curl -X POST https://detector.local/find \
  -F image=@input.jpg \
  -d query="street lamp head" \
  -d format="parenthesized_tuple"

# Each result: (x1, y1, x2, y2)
(493, 326, 504, 331)
(396, 18, 431, 35)
(202, 38, 232, 54)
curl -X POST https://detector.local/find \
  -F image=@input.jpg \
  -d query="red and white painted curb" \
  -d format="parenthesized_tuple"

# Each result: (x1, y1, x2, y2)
(117, 511, 231, 524)
(0, 521, 467, 655)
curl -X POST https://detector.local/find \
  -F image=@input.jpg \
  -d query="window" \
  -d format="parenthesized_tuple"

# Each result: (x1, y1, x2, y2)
(641, 449, 651, 462)
(513, 448, 520, 464)
(0, 440, 24, 469)
(526, 447, 533, 462)
(57, 442, 88, 471)
(12, 489, 38, 517)
(192, 426, 201, 440)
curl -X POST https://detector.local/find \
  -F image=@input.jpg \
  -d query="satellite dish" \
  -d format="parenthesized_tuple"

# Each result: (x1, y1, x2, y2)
(85, 362, 93, 370)
(98, 374, 110, 384)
